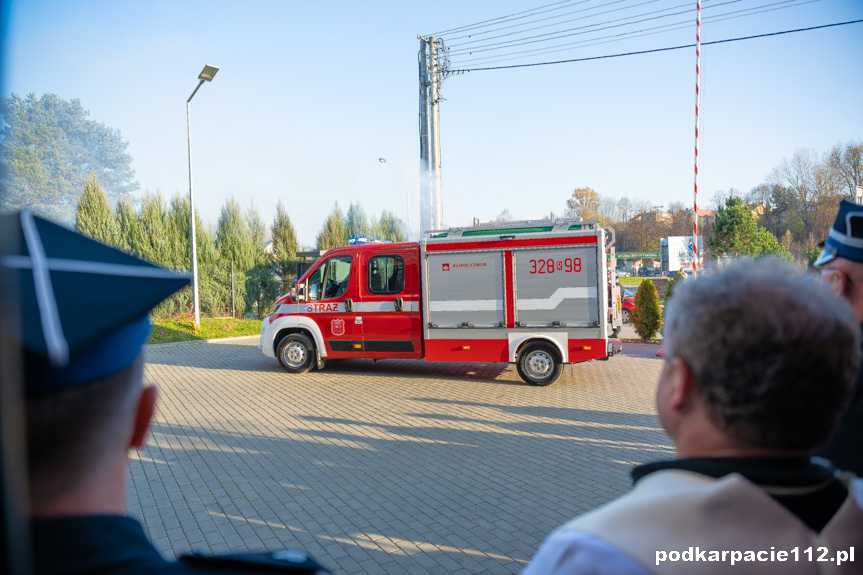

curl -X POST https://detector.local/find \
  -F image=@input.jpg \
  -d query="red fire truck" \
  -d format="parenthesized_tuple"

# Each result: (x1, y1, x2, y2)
(260, 219, 622, 385)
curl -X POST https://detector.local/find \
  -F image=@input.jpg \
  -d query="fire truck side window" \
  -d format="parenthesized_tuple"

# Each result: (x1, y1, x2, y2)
(368, 256, 404, 295)
(325, 256, 352, 299)
(307, 256, 352, 300)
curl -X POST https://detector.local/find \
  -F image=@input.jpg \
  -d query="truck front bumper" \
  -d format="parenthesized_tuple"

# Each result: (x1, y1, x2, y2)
(260, 317, 276, 358)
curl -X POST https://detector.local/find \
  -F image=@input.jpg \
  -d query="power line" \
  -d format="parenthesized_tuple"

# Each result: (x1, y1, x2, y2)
(442, 0, 731, 44)
(445, 0, 659, 43)
(425, 0, 588, 37)
(447, 0, 805, 56)
(447, 19, 863, 73)
(449, 0, 816, 67)
(447, 2, 695, 53)
(446, 0, 739, 48)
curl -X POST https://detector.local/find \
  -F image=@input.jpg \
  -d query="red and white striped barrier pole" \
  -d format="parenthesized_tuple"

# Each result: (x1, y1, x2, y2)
(692, 0, 701, 275)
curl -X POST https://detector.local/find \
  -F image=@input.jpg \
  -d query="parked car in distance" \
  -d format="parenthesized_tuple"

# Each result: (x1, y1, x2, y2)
(638, 266, 655, 277)
(621, 289, 636, 323)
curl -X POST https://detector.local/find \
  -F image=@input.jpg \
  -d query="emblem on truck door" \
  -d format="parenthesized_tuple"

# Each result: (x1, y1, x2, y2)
(331, 318, 345, 336)
(442, 263, 450, 271)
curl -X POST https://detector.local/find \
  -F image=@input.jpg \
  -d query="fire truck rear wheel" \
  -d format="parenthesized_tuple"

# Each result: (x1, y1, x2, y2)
(277, 333, 316, 374)
(517, 342, 562, 386)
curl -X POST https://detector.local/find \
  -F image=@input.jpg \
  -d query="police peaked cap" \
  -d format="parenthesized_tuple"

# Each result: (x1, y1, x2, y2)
(815, 200, 863, 267)
(0, 210, 190, 394)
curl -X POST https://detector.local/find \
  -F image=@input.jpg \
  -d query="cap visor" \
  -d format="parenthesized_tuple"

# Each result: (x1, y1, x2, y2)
(814, 246, 838, 267)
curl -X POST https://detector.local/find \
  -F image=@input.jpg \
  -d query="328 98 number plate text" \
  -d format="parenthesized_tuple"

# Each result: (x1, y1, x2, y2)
(529, 258, 582, 274)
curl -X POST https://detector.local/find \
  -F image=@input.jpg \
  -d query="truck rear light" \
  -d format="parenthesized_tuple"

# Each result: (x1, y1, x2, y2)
(353, 343, 362, 349)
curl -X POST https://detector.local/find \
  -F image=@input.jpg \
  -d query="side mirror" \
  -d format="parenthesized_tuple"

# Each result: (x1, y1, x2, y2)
(296, 283, 306, 302)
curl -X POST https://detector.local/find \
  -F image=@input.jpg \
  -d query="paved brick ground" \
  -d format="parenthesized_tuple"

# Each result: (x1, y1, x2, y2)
(130, 337, 669, 574)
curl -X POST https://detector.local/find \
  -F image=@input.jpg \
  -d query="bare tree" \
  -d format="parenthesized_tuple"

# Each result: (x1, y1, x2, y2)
(709, 188, 741, 211)
(597, 196, 617, 226)
(829, 140, 863, 199)
(770, 148, 842, 240)
(667, 201, 691, 236)
(617, 197, 634, 223)
(625, 199, 661, 252)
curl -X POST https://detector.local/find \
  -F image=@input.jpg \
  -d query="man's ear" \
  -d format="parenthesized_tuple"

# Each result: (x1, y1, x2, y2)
(668, 357, 697, 411)
(130, 386, 158, 449)
(823, 267, 852, 298)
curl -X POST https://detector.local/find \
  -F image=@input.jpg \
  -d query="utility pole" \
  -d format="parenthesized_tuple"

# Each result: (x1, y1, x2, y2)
(418, 36, 445, 234)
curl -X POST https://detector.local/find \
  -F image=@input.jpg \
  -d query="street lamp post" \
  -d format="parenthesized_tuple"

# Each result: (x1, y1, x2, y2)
(187, 64, 218, 326)
(378, 158, 410, 241)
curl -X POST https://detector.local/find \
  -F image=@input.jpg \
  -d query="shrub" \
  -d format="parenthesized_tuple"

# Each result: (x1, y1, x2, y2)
(633, 279, 662, 342)
(665, 271, 684, 304)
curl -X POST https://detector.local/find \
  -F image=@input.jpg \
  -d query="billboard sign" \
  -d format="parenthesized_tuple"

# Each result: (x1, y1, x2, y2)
(666, 236, 703, 271)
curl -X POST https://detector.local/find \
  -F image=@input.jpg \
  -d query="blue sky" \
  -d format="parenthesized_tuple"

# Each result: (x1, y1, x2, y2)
(4, 0, 862, 246)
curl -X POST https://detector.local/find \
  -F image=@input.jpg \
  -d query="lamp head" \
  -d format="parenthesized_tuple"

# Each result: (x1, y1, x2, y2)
(378, 158, 387, 163)
(198, 65, 219, 82)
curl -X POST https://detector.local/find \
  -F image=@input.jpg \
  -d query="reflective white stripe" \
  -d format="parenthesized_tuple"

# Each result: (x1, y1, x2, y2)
(830, 225, 863, 249)
(1, 255, 189, 280)
(430, 299, 502, 312)
(275, 300, 420, 314)
(358, 300, 420, 312)
(20, 210, 69, 366)
(518, 287, 597, 310)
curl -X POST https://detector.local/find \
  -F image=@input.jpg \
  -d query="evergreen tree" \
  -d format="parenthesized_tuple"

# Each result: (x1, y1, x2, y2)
(135, 192, 172, 265)
(316, 203, 349, 251)
(196, 221, 220, 264)
(216, 197, 256, 271)
(75, 172, 118, 245)
(271, 200, 298, 285)
(709, 197, 792, 261)
(197, 223, 233, 319)
(372, 210, 405, 243)
(246, 201, 268, 266)
(632, 280, 662, 342)
(115, 196, 139, 253)
(166, 194, 192, 269)
(346, 202, 370, 239)
(245, 263, 280, 320)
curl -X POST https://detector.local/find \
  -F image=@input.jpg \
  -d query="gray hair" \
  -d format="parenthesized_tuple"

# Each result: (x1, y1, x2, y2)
(663, 259, 860, 450)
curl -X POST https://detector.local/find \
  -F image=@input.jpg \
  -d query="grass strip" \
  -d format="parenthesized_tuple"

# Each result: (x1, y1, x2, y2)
(149, 317, 262, 344)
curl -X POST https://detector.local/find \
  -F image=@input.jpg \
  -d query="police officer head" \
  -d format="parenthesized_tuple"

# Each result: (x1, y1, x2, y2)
(816, 199, 863, 323)
(1, 210, 189, 516)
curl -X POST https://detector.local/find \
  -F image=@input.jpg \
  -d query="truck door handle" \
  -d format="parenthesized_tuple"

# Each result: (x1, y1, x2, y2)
(345, 298, 353, 312)
(394, 297, 403, 312)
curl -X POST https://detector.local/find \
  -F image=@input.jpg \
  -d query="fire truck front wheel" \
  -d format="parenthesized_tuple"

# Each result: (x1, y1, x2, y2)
(276, 333, 316, 374)
(517, 342, 563, 386)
